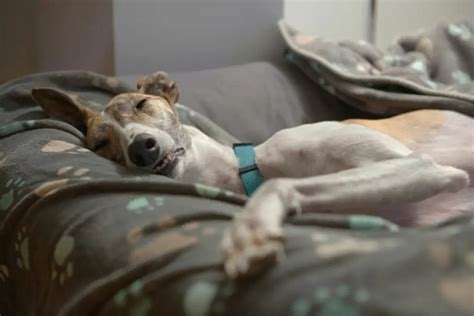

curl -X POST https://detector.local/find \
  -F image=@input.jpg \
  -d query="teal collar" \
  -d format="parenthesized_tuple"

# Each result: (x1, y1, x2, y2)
(233, 143, 264, 196)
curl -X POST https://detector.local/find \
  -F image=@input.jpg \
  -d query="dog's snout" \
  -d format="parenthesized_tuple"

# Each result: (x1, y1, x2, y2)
(128, 133, 160, 167)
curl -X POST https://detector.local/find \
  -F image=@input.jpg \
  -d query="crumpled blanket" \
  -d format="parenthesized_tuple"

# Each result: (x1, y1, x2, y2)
(0, 70, 473, 316)
(280, 20, 474, 116)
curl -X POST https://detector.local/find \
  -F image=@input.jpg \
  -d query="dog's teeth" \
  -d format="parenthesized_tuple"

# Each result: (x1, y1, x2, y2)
(153, 151, 179, 174)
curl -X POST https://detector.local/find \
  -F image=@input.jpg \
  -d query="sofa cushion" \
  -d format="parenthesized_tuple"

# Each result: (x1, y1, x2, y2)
(121, 62, 366, 143)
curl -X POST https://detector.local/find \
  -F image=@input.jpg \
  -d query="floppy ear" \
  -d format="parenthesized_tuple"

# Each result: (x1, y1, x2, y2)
(137, 71, 179, 105)
(31, 88, 98, 132)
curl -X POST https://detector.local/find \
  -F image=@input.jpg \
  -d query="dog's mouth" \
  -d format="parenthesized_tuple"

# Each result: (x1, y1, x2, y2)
(152, 147, 185, 175)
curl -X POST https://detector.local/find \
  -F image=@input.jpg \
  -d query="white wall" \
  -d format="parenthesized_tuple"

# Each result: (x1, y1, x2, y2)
(376, 0, 474, 48)
(283, 0, 371, 42)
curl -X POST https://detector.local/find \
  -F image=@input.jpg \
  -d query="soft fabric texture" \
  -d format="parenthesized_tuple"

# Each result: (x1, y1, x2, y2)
(280, 20, 474, 116)
(0, 69, 473, 316)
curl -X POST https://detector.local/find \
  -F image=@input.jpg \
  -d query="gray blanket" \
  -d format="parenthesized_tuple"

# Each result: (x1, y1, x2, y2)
(1, 70, 473, 316)
(1, 21, 474, 314)
(280, 20, 474, 116)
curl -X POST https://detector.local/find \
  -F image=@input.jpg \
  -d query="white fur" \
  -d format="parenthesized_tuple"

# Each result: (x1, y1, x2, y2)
(114, 113, 469, 279)
(166, 121, 469, 279)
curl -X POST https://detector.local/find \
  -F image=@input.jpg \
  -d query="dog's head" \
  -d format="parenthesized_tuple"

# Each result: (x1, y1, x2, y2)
(32, 72, 189, 176)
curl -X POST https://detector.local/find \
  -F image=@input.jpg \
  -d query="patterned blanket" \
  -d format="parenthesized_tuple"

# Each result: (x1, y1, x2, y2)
(280, 20, 474, 116)
(0, 69, 473, 316)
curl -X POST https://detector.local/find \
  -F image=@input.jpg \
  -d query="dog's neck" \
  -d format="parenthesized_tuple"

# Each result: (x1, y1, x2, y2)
(174, 125, 245, 194)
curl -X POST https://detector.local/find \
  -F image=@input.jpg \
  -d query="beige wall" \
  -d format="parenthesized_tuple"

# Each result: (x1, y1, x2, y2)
(0, 0, 114, 83)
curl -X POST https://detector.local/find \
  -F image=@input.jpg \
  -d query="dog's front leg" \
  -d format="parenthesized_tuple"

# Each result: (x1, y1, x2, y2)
(222, 154, 469, 278)
(221, 178, 299, 278)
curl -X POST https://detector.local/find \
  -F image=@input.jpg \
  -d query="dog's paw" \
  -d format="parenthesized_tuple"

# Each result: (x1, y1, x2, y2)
(221, 213, 285, 279)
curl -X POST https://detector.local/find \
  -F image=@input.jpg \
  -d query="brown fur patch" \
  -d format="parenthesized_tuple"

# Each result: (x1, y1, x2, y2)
(86, 115, 125, 163)
(343, 110, 447, 146)
(84, 93, 178, 164)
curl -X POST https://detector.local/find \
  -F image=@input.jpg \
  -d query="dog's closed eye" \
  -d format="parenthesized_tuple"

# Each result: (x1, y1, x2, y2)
(135, 99, 147, 111)
(93, 139, 110, 151)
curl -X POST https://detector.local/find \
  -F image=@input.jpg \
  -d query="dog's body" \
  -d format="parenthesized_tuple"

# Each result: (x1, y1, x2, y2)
(179, 121, 413, 193)
(32, 71, 471, 279)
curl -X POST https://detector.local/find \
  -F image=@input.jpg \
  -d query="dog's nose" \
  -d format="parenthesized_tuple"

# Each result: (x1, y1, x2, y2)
(128, 133, 160, 167)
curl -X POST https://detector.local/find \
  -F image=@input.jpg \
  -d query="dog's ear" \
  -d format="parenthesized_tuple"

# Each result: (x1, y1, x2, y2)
(137, 71, 179, 105)
(31, 88, 98, 132)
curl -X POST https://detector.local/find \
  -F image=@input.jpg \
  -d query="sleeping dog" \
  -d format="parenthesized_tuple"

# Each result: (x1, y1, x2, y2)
(32, 71, 470, 278)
